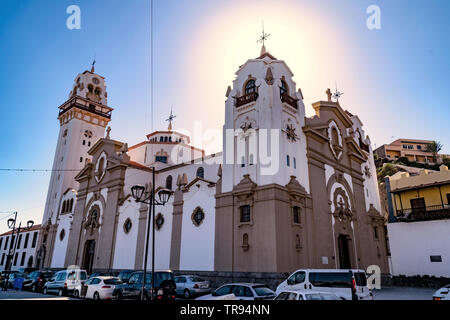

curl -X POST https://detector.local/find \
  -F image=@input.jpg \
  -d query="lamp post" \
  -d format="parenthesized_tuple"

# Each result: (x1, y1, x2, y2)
(131, 167, 171, 300)
(3, 212, 34, 291)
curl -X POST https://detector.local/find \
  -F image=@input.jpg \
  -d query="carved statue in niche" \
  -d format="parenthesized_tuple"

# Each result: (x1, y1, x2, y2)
(84, 205, 101, 235)
(332, 187, 353, 222)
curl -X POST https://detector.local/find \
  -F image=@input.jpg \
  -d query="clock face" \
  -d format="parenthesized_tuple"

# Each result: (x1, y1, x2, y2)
(92, 78, 99, 85)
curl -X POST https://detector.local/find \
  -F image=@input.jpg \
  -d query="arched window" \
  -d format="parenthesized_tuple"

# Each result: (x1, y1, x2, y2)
(293, 157, 297, 169)
(249, 154, 254, 165)
(280, 80, 288, 96)
(245, 80, 256, 95)
(69, 199, 74, 212)
(160, 136, 164, 142)
(61, 201, 66, 214)
(88, 84, 94, 93)
(287, 155, 290, 167)
(331, 127, 340, 147)
(94, 87, 101, 96)
(196, 167, 204, 179)
(166, 175, 173, 190)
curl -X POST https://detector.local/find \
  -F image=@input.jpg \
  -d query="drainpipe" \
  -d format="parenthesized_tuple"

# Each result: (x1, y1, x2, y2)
(384, 177, 397, 223)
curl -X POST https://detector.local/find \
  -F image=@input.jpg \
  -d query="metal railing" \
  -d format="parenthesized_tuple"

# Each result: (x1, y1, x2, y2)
(396, 204, 450, 222)
(281, 92, 298, 109)
(235, 92, 258, 108)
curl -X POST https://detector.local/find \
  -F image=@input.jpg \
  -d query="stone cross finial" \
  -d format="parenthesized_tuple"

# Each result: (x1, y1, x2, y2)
(106, 126, 111, 139)
(326, 88, 332, 102)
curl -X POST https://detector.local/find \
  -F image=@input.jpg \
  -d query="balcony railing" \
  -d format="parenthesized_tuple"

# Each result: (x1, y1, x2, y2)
(396, 204, 450, 222)
(59, 96, 112, 119)
(235, 92, 258, 108)
(360, 142, 370, 153)
(281, 92, 298, 109)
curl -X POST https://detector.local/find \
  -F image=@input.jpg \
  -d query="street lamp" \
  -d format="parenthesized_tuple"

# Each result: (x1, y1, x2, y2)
(3, 212, 34, 291)
(131, 168, 171, 300)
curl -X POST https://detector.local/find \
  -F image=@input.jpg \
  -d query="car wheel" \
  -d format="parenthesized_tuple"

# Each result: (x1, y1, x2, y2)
(58, 289, 64, 297)
(32, 285, 36, 292)
(74, 290, 80, 299)
(113, 291, 122, 300)
(184, 289, 191, 299)
(94, 292, 100, 300)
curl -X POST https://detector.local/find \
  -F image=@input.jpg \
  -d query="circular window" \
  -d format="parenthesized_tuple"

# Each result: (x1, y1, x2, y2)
(155, 213, 164, 230)
(92, 78, 100, 85)
(59, 229, 65, 241)
(191, 207, 205, 227)
(123, 218, 132, 234)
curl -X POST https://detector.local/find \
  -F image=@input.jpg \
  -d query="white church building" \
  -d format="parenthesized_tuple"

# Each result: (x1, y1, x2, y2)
(35, 46, 389, 276)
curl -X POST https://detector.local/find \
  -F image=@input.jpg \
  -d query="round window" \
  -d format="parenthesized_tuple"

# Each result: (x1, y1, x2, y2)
(123, 218, 132, 234)
(59, 229, 65, 241)
(155, 213, 164, 230)
(192, 207, 205, 227)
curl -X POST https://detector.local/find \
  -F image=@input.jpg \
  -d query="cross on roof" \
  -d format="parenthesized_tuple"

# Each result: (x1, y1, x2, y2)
(257, 21, 271, 47)
(166, 106, 176, 131)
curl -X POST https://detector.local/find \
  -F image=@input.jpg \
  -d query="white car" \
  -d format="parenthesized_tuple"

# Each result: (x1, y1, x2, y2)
(80, 276, 120, 300)
(433, 285, 450, 300)
(276, 269, 372, 300)
(274, 290, 343, 300)
(196, 283, 275, 300)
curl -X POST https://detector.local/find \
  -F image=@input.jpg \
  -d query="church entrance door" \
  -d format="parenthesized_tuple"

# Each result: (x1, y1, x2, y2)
(82, 240, 96, 274)
(338, 234, 351, 269)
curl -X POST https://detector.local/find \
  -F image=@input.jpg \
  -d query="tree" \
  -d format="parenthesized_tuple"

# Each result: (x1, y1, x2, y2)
(426, 141, 443, 164)
(377, 163, 398, 183)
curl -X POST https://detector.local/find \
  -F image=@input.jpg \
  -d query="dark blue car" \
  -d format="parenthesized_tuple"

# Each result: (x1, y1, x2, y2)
(113, 271, 176, 300)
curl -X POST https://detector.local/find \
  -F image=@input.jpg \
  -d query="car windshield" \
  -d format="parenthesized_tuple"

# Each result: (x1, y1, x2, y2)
(141, 272, 173, 286)
(189, 277, 205, 282)
(104, 279, 119, 285)
(252, 285, 273, 296)
(306, 294, 340, 300)
(353, 272, 367, 286)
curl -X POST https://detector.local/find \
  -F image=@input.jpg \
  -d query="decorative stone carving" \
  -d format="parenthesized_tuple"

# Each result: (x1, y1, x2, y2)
(84, 205, 101, 235)
(332, 187, 353, 222)
(265, 67, 274, 85)
(328, 121, 343, 160)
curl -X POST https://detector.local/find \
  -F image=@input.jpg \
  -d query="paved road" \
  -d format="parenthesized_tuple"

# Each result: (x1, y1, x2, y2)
(0, 290, 77, 300)
(0, 287, 438, 300)
(372, 287, 436, 300)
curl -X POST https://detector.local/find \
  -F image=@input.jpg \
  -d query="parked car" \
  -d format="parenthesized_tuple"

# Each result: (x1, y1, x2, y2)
(80, 276, 120, 300)
(7, 272, 27, 289)
(196, 283, 276, 300)
(274, 290, 343, 300)
(88, 272, 116, 279)
(174, 275, 211, 298)
(117, 270, 134, 284)
(112, 271, 176, 300)
(43, 269, 87, 297)
(276, 269, 371, 300)
(17, 267, 37, 275)
(22, 271, 54, 292)
(433, 285, 450, 300)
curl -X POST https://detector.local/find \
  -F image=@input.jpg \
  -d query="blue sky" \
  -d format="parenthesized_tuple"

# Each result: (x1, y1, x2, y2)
(0, 0, 449, 233)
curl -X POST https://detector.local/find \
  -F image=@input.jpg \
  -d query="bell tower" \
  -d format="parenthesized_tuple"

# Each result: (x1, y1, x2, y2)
(221, 46, 310, 193)
(38, 65, 113, 268)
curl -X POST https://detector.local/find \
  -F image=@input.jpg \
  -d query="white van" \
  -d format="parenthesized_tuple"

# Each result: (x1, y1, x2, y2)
(276, 269, 372, 300)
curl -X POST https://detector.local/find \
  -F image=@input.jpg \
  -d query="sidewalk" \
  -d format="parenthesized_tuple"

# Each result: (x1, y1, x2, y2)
(0, 289, 76, 300)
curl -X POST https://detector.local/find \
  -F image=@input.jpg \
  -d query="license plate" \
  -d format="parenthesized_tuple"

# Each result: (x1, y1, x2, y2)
(157, 289, 163, 295)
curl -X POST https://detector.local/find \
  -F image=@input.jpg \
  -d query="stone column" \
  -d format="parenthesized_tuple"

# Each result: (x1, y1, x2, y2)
(169, 190, 184, 271)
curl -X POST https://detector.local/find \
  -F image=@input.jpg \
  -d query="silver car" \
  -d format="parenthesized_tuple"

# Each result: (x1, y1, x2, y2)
(196, 283, 276, 300)
(174, 275, 211, 298)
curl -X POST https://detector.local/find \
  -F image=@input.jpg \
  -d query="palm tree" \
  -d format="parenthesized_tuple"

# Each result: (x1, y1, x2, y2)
(426, 141, 443, 164)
